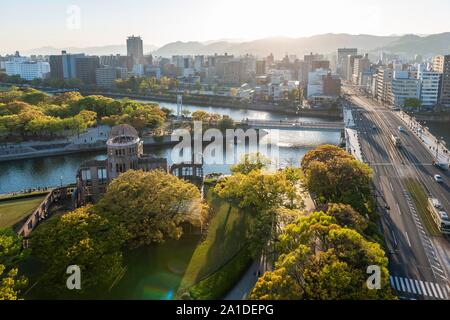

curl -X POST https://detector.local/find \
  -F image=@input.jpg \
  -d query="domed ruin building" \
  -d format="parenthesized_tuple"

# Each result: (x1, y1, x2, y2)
(74, 124, 168, 206)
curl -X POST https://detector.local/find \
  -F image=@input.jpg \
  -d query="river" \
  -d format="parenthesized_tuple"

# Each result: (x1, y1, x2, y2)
(0, 100, 342, 194)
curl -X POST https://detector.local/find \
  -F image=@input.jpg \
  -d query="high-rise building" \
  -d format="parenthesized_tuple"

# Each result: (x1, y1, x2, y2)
(49, 55, 64, 79)
(311, 60, 330, 72)
(374, 67, 393, 104)
(337, 48, 358, 78)
(346, 55, 361, 82)
(390, 70, 420, 107)
(256, 60, 266, 76)
(75, 56, 100, 85)
(323, 73, 341, 96)
(49, 51, 84, 80)
(127, 35, 144, 64)
(62, 51, 85, 79)
(418, 64, 441, 108)
(433, 55, 450, 107)
(352, 54, 370, 85)
(307, 68, 328, 98)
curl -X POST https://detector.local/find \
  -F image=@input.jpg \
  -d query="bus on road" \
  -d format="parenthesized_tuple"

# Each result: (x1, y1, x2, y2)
(428, 197, 450, 235)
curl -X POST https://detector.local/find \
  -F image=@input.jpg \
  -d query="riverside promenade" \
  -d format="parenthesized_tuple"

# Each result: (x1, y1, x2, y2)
(0, 125, 111, 162)
(397, 111, 450, 165)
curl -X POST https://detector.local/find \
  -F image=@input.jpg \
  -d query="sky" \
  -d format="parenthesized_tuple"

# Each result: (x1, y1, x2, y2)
(1, 0, 450, 53)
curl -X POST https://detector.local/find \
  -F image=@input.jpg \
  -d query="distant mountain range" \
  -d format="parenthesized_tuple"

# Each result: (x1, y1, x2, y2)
(153, 33, 450, 58)
(16, 32, 450, 58)
(20, 44, 158, 56)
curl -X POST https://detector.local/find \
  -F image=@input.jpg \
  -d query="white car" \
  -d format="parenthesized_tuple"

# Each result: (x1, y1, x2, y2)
(434, 175, 443, 183)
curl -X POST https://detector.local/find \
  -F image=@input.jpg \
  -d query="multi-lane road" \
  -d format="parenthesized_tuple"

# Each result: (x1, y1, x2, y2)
(344, 86, 450, 300)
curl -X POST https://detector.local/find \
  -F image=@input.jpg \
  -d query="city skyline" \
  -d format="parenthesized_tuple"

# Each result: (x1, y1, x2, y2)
(2, 0, 450, 54)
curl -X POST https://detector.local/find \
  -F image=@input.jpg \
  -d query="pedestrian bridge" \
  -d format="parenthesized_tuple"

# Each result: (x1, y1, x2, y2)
(241, 119, 345, 132)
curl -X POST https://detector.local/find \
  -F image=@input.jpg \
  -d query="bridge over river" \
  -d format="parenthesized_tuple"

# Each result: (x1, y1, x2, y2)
(240, 119, 345, 132)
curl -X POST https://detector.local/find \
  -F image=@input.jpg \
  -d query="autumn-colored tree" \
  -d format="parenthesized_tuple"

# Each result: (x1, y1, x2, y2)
(96, 170, 204, 248)
(52, 91, 82, 106)
(31, 206, 127, 297)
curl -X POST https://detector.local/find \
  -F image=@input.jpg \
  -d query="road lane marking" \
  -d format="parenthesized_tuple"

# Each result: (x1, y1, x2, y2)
(435, 284, 444, 299)
(391, 230, 398, 246)
(425, 282, 432, 297)
(396, 203, 402, 215)
(429, 282, 438, 298)
(394, 277, 401, 291)
(414, 280, 422, 295)
(389, 181, 394, 192)
(404, 278, 412, 293)
(404, 232, 411, 247)
(409, 279, 417, 294)
(420, 281, 428, 296)
(399, 278, 406, 292)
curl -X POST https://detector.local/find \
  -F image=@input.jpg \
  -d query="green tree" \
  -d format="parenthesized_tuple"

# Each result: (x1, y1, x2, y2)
(20, 88, 51, 105)
(0, 229, 28, 300)
(251, 212, 395, 300)
(31, 205, 127, 297)
(403, 98, 421, 110)
(230, 153, 271, 175)
(96, 170, 204, 248)
(217, 115, 235, 132)
(301, 145, 373, 215)
(320, 203, 368, 235)
(214, 167, 301, 255)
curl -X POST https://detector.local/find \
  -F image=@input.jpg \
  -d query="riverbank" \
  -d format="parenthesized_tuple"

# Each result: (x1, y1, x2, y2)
(78, 90, 344, 119)
(407, 111, 450, 123)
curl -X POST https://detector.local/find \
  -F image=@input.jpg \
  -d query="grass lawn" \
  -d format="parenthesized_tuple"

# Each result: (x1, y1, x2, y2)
(23, 236, 202, 300)
(404, 178, 441, 237)
(0, 195, 46, 229)
(177, 183, 252, 299)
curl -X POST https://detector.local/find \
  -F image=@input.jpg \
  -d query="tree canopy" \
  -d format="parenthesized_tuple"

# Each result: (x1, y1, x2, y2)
(251, 211, 394, 300)
(0, 229, 28, 300)
(301, 144, 373, 215)
(0, 87, 166, 140)
(31, 205, 127, 296)
(214, 161, 303, 256)
(96, 170, 205, 248)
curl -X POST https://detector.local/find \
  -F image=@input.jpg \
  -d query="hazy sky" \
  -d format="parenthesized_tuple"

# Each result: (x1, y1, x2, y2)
(1, 0, 450, 53)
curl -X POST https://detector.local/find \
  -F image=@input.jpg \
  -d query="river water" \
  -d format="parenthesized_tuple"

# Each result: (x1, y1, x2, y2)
(0, 100, 341, 194)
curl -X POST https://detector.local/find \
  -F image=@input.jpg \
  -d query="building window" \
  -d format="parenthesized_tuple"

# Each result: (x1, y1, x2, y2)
(81, 169, 92, 185)
(98, 168, 107, 184)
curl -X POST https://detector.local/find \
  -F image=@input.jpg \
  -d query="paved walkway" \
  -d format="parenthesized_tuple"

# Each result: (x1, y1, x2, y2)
(224, 256, 266, 300)
(397, 111, 450, 165)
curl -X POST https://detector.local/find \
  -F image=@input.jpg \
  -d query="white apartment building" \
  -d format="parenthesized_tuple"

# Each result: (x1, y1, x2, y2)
(390, 70, 420, 107)
(417, 64, 441, 108)
(307, 68, 328, 98)
(352, 54, 370, 85)
(5, 58, 50, 81)
(373, 67, 393, 104)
